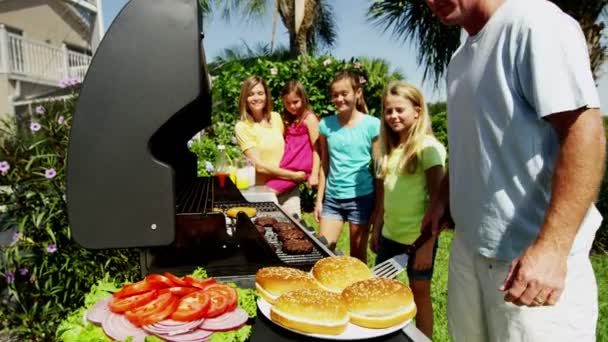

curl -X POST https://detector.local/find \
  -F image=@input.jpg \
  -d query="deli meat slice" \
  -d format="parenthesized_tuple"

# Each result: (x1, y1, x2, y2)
(199, 307, 248, 332)
(86, 296, 112, 324)
(102, 312, 147, 342)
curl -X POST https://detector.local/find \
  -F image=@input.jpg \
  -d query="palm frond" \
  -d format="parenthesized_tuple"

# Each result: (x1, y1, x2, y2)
(309, 0, 337, 51)
(367, 1, 464, 87)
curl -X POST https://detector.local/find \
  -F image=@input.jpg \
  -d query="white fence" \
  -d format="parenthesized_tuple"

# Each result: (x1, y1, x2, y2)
(0, 25, 91, 84)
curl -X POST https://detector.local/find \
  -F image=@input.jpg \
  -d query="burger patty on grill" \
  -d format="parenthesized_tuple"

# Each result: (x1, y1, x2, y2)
(277, 229, 306, 242)
(255, 216, 278, 227)
(282, 239, 314, 254)
(272, 221, 297, 233)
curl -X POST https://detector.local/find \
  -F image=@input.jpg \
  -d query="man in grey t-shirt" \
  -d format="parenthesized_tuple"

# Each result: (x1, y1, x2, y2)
(422, 0, 605, 341)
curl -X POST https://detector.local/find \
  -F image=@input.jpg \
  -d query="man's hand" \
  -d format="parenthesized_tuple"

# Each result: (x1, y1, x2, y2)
(500, 239, 567, 307)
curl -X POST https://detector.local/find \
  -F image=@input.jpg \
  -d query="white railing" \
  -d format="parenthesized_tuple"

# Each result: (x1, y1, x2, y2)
(0, 25, 91, 84)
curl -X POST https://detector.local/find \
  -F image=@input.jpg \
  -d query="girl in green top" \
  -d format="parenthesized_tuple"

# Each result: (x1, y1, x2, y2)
(370, 81, 446, 339)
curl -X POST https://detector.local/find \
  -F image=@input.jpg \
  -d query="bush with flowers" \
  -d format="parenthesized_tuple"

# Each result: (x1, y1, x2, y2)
(191, 55, 403, 210)
(0, 81, 140, 341)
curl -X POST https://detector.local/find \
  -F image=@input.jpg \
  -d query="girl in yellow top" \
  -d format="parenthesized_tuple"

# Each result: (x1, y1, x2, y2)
(234, 76, 306, 216)
(370, 81, 446, 339)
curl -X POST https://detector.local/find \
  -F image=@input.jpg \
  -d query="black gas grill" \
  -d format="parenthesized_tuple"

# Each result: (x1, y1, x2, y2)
(65, 0, 415, 340)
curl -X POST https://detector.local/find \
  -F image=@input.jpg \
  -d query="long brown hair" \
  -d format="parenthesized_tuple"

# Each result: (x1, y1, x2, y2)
(280, 80, 313, 127)
(238, 76, 273, 122)
(330, 70, 368, 114)
(378, 81, 433, 176)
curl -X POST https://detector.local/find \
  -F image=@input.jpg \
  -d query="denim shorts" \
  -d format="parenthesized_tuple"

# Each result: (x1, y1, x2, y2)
(375, 235, 439, 281)
(321, 192, 375, 225)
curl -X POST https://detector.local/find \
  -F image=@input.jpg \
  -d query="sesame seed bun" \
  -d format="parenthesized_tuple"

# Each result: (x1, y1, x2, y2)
(341, 278, 417, 328)
(270, 288, 349, 335)
(255, 267, 318, 304)
(311, 256, 372, 293)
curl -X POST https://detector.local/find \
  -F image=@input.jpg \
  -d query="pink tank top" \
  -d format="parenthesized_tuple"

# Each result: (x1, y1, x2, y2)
(266, 112, 315, 193)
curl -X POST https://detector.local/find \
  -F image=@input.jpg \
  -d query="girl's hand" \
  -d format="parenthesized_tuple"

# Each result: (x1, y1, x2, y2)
(413, 239, 434, 271)
(307, 174, 319, 188)
(314, 202, 323, 222)
(292, 171, 306, 182)
(370, 227, 381, 254)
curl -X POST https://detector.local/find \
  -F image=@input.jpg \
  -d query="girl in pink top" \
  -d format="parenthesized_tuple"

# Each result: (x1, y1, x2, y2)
(266, 80, 320, 193)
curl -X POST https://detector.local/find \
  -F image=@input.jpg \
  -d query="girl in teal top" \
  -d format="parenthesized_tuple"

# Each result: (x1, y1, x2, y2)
(371, 81, 446, 339)
(315, 71, 381, 264)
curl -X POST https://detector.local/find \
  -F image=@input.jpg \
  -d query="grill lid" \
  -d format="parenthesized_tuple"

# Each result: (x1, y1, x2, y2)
(67, 0, 210, 249)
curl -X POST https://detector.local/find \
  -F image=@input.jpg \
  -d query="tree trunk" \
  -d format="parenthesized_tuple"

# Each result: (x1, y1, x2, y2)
(279, 0, 318, 57)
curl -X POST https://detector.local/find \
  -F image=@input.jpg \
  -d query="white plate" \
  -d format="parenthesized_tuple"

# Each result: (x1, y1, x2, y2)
(257, 298, 411, 340)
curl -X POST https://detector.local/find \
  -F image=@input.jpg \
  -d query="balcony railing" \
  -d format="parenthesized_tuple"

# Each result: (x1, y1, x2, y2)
(0, 25, 91, 85)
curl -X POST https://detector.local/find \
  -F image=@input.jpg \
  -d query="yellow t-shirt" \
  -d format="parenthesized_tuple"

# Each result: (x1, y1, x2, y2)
(235, 111, 285, 184)
(382, 135, 446, 244)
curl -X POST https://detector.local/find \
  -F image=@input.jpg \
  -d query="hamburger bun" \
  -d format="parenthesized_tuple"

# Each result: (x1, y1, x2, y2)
(270, 289, 348, 335)
(311, 256, 372, 293)
(341, 278, 417, 328)
(255, 267, 318, 304)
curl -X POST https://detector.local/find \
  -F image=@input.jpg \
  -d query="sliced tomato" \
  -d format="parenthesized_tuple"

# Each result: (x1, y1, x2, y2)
(171, 290, 211, 321)
(204, 292, 229, 318)
(145, 274, 175, 289)
(125, 292, 177, 326)
(205, 283, 238, 312)
(113, 280, 155, 299)
(109, 290, 157, 313)
(160, 286, 199, 297)
(184, 276, 216, 290)
(164, 272, 188, 287)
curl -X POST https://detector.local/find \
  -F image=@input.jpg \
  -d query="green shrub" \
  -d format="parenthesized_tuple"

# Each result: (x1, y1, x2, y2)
(0, 90, 140, 341)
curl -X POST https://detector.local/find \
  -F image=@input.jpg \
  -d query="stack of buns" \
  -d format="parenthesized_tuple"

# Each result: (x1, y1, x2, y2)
(255, 256, 416, 335)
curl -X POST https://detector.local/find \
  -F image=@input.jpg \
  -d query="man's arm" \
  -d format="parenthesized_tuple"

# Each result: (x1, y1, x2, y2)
(502, 107, 605, 306)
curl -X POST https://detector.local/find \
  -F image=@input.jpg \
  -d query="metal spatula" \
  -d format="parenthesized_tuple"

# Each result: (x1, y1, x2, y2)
(372, 229, 433, 278)
(372, 209, 454, 279)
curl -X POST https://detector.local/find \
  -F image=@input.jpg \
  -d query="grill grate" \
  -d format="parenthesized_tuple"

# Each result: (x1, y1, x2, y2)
(176, 178, 213, 214)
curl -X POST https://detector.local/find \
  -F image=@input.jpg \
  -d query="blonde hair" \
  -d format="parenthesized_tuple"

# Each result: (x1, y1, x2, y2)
(330, 71, 368, 114)
(377, 81, 433, 177)
(238, 76, 273, 122)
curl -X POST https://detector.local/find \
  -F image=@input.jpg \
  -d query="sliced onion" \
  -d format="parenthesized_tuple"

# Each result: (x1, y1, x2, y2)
(154, 328, 214, 341)
(102, 312, 147, 342)
(142, 318, 204, 336)
(86, 296, 112, 324)
(199, 307, 248, 332)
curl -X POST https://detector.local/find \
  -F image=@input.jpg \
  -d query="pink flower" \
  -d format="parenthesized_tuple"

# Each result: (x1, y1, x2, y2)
(354, 62, 361, 69)
(57, 116, 65, 125)
(6, 271, 14, 284)
(359, 76, 367, 84)
(44, 168, 57, 179)
(0, 161, 9, 176)
(46, 244, 57, 253)
(323, 58, 332, 66)
(35, 105, 45, 114)
(270, 67, 278, 75)
(19, 268, 28, 276)
(30, 122, 41, 132)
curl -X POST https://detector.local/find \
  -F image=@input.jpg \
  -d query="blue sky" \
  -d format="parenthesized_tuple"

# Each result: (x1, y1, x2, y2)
(101, 0, 608, 111)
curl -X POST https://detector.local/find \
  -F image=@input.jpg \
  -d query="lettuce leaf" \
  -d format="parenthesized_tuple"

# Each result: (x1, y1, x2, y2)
(210, 325, 252, 342)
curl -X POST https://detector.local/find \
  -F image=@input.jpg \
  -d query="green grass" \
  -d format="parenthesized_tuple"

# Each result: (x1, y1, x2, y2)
(301, 213, 607, 341)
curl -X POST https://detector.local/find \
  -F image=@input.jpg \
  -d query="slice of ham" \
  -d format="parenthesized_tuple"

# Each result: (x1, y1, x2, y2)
(86, 296, 112, 325)
(153, 328, 214, 342)
(142, 318, 205, 336)
(102, 312, 147, 342)
(199, 307, 248, 332)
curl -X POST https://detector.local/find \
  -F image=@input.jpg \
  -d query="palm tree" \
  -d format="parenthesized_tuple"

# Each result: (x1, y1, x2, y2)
(368, 0, 607, 85)
(201, 0, 336, 57)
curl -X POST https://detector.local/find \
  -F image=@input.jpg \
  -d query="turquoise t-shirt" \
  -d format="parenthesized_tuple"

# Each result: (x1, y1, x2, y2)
(319, 114, 380, 199)
(383, 136, 446, 244)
